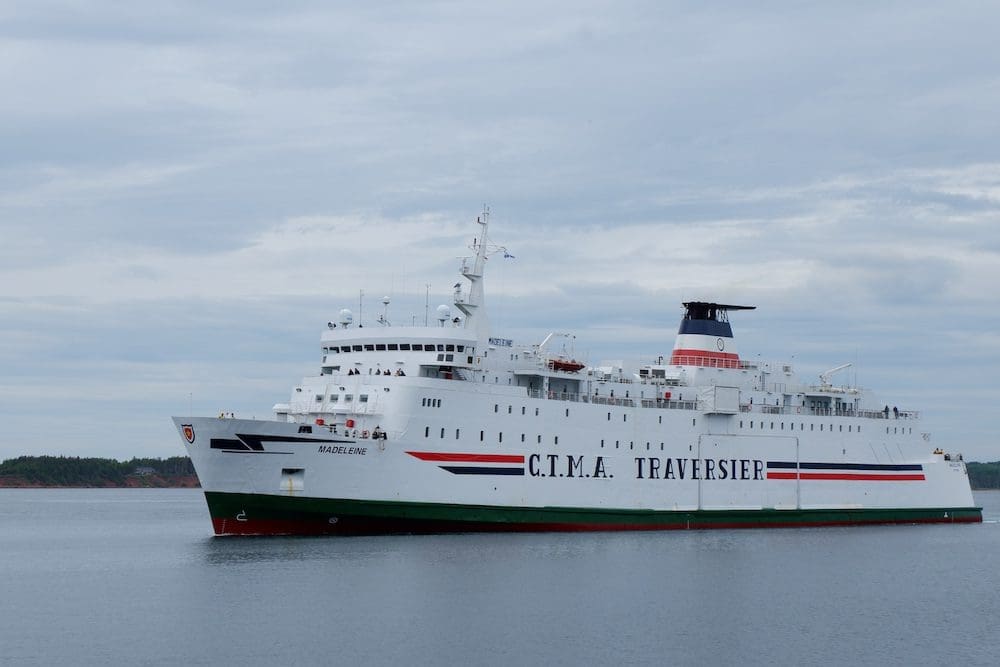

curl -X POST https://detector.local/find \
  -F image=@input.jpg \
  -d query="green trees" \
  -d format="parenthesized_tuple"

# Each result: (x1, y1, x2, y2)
(0, 456, 195, 486)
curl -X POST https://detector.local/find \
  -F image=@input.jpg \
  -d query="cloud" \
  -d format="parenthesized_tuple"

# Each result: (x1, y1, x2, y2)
(2, 1, 1000, 462)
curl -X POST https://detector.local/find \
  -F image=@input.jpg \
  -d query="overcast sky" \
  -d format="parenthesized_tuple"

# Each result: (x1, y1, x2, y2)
(2, 1, 999, 462)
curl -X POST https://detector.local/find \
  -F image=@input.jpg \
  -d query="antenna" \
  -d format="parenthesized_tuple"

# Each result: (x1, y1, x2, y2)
(424, 283, 430, 326)
(359, 289, 364, 327)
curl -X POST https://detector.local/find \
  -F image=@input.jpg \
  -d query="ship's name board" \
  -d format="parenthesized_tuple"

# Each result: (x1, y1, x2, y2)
(318, 445, 367, 456)
(526, 453, 765, 481)
(489, 337, 513, 347)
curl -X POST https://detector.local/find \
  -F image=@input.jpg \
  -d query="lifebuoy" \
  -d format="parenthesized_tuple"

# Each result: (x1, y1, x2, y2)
(345, 418, 355, 428)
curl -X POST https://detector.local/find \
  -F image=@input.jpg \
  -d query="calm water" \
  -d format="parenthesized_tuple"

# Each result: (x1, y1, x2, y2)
(2, 490, 999, 666)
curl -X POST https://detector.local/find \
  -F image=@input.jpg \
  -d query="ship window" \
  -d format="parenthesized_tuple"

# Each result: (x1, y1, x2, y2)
(400, 344, 411, 350)
(436, 345, 444, 351)
(660, 442, 664, 451)
(646, 442, 650, 450)
(658, 416, 662, 424)
(535, 408, 539, 416)
(298, 425, 312, 434)
(858, 426, 861, 433)
(848, 425, 852, 432)
(615, 440, 619, 449)
(494, 404, 498, 413)
(345, 394, 353, 402)
(315, 394, 323, 402)
(740, 421, 743, 428)
(457, 345, 465, 352)
(600, 439, 604, 448)
(521, 433, 525, 442)
(364, 344, 374, 351)
(446, 344, 455, 351)
(412, 344, 423, 351)
(810, 424, 814, 431)
(522, 407, 526, 415)
(508, 405, 512, 414)
(446, 354, 454, 361)
(750, 421, 754, 429)
(770, 422, 774, 430)
(353, 345, 362, 352)
(388, 344, 398, 351)
(437, 354, 444, 361)
(629, 441, 633, 450)
(692, 419, 696, 426)
(438, 428, 443, 438)
(499, 432, 503, 443)
(607, 413, 611, 421)
(780, 422, 784, 430)
(436, 399, 441, 407)
(537, 435, 541, 444)
(424, 426, 429, 438)
(330, 395, 338, 403)
(376, 344, 386, 351)
(623, 414, 627, 422)
(565, 409, 569, 417)
(554, 436, 559, 445)
(480, 430, 484, 441)
(839, 425, 842, 432)
(360, 394, 369, 403)
(456, 429, 460, 439)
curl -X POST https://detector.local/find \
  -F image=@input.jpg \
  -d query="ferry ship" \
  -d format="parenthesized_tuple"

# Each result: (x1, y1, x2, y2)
(173, 211, 981, 535)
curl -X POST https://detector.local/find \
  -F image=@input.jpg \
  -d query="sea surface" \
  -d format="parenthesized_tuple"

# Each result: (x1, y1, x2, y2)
(2, 490, 999, 666)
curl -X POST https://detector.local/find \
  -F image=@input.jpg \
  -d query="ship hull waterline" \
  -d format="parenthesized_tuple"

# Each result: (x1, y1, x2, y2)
(205, 492, 982, 536)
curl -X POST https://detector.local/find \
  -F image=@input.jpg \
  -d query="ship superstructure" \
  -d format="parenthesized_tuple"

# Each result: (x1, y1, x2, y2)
(173, 211, 980, 535)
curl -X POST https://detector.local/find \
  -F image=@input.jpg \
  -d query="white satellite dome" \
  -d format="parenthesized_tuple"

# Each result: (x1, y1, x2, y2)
(338, 308, 353, 326)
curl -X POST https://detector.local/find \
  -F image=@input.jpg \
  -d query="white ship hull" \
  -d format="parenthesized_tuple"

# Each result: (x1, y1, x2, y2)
(172, 211, 980, 535)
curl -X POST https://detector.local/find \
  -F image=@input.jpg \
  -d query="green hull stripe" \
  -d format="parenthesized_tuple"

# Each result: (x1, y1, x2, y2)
(204, 492, 983, 528)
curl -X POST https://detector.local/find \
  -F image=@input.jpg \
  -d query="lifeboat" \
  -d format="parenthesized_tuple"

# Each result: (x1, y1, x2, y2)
(547, 358, 585, 373)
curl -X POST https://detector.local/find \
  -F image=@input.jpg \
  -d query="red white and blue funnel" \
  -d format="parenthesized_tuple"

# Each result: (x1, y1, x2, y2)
(670, 302, 755, 368)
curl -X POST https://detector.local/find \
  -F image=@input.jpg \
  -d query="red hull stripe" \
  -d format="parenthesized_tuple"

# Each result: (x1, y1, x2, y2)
(407, 451, 525, 463)
(768, 472, 926, 481)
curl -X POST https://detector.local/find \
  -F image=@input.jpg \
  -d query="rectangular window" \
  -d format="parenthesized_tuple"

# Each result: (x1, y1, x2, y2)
(375, 344, 386, 351)
(521, 434, 525, 442)
(412, 344, 423, 351)
(445, 354, 454, 361)
(388, 344, 399, 351)
(424, 426, 429, 438)
(345, 394, 353, 402)
(400, 344, 411, 351)
(455, 429, 460, 439)
(364, 344, 374, 351)
(499, 432, 503, 443)
(522, 407, 526, 415)
(554, 436, 559, 445)
(480, 430, 484, 441)
(457, 345, 465, 352)
(437, 345, 445, 351)
(359, 394, 368, 403)
(315, 394, 323, 402)
(330, 395, 338, 403)
(537, 435, 541, 444)
(446, 344, 455, 351)
(352, 345, 362, 352)
(440, 428, 445, 438)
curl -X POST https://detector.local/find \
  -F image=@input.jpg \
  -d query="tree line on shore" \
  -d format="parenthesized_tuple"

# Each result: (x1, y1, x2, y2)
(0, 455, 196, 487)
(2, 455, 1000, 489)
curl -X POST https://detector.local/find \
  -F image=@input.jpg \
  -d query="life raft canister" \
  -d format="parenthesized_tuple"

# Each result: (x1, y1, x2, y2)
(664, 391, 671, 400)
(345, 418, 355, 428)
(315, 418, 325, 425)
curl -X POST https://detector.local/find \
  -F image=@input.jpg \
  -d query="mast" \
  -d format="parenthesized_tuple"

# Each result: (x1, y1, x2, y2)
(455, 207, 492, 342)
